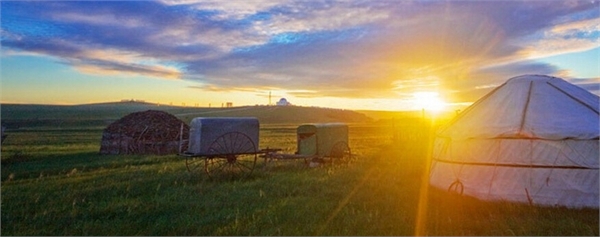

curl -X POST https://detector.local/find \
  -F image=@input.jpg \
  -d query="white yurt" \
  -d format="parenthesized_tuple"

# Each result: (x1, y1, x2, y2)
(429, 75, 599, 208)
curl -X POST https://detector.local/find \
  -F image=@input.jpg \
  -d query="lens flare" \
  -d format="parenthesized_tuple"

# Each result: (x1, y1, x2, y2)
(413, 92, 446, 112)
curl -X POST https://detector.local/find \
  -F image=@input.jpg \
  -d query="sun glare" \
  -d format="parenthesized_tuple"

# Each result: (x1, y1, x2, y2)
(413, 92, 446, 112)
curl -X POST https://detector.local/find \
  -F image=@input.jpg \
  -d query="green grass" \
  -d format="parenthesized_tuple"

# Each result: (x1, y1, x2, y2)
(1, 122, 598, 236)
(1, 102, 372, 129)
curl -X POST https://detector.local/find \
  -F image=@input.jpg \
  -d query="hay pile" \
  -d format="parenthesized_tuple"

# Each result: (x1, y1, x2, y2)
(99, 110, 189, 155)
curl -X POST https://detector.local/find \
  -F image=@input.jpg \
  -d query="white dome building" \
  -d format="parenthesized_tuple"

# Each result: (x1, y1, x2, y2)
(276, 98, 291, 106)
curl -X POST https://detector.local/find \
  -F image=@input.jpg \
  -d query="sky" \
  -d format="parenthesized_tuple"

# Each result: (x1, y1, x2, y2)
(1, 0, 599, 111)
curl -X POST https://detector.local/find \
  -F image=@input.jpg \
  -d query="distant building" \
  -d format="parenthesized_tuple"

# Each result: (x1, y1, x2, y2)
(276, 98, 291, 106)
(121, 99, 145, 103)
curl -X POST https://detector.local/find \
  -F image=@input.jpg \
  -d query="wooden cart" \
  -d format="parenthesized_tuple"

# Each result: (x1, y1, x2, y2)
(180, 118, 351, 179)
(265, 123, 352, 166)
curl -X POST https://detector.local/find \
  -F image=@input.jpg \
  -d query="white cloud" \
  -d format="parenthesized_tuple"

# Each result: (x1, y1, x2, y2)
(160, 0, 291, 19)
(4, 0, 599, 106)
(50, 11, 145, 28)
(149, 26, 267, 53)
(161, 0, 389, 47)
(254, 4, 389, 35)
(519, 17, 600, 59)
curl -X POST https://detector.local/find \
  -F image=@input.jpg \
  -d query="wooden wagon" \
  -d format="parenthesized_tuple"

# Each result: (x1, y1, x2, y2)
(180, 118, 352, 179)
(181, 117, 261, 179)
(267, 123, 352, 166)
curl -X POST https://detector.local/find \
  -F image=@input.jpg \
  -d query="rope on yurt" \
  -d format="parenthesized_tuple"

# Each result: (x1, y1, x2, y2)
(448, 179, 464, 195)
(525, 188, 533, 205)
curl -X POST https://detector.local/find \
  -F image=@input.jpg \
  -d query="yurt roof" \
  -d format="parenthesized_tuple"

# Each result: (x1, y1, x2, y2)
(439, 75, 600, 140)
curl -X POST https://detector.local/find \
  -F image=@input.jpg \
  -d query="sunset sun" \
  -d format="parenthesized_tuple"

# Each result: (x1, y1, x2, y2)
(413, 91, 446, 112)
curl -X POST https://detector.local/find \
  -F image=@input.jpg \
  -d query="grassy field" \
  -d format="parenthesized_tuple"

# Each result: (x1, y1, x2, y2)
(1, 111, 598, 235)
(1, 102, 372, 129)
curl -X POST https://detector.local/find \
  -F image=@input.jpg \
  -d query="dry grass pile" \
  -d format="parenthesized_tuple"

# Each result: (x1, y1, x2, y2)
(99, 110, 189, 155)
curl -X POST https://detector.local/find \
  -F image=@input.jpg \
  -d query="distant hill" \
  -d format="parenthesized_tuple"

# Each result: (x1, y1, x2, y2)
(1, 102, 373, 129)
(175, 106, 373, 124)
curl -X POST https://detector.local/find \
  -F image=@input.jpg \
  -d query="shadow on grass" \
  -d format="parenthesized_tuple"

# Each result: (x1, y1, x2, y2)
(1, 152, 182, 182)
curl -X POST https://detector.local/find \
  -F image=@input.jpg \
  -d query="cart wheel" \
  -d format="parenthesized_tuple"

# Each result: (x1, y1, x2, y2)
(330, 141, 351, 165)
(205, 132, 257, 179)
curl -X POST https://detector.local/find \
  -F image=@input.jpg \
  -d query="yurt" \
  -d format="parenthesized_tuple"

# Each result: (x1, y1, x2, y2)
(99, 110, 189, 155)
(429, 75, 599, 208)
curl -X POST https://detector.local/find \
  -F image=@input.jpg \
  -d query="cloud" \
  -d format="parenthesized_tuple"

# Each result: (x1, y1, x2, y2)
(446, 62, 562, 102)
(568, 77, 600, 94)
(159, 0, 291, 20)
(2, 35, 183, 79)
(519, 17, 600, 59)
(188, 1, 598, 98)
(2, 0, 599, 105)
(253, 3, 390, 35)
(73, 61, 181, 79)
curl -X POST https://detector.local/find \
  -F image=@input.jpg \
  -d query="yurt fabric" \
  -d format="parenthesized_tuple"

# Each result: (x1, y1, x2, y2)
(429, 75, 599, 208)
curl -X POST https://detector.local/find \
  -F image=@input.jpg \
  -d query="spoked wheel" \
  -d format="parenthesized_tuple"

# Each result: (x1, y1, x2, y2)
(204, 132, 258, 179)
(329, 141, 351, 165)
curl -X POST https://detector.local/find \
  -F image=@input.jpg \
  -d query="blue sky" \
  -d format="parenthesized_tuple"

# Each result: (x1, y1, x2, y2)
(1, 0, 599, 111)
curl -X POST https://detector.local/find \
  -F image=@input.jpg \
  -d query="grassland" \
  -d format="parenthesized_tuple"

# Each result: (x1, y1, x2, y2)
(1, 102, 372, 129)
(1, 104, 598, 236)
